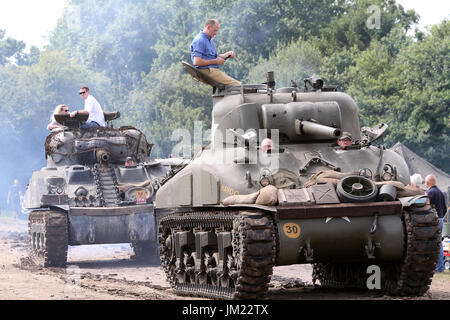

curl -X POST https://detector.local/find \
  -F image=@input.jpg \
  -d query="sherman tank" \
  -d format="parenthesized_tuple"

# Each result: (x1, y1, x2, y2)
(154, 63, 442, 300)
(24, 112, 171, 267)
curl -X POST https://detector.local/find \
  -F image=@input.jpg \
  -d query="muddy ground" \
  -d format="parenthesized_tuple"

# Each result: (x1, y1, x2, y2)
(0, 216, 449, 301)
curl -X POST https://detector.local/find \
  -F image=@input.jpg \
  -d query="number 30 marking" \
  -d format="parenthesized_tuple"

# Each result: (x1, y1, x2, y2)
(283, 222, 301, 238)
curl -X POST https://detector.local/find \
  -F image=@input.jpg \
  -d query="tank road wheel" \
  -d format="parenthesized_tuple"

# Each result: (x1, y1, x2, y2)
(28, 210, 68, 268)
(312, 204, 441, 296)
(158, 210, 276, 300)
(131, 240, 160, 265)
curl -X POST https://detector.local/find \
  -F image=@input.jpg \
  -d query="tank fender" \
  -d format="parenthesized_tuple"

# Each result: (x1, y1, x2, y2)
(207, 204, 277, 214)
(399, 195, 428, 208)
(48, 205, 70, 213)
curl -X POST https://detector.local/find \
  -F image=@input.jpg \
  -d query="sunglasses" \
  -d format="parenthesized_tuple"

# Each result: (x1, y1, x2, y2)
(62, 109, 69, 112)
(79, 91, 86, 95)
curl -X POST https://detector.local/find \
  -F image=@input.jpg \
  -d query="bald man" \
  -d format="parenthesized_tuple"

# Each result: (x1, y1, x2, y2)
(425, 174, 447, 272)
(190, 19, 241, 86)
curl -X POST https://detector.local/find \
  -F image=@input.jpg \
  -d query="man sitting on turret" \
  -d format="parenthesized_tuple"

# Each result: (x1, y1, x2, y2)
(190, 19, 241, 86)
(70, 86, 106, 129)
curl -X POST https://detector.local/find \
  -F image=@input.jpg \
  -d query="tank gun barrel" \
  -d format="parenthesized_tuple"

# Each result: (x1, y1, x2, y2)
(96, 149, 111, 164)
(295, 120, 341, 139)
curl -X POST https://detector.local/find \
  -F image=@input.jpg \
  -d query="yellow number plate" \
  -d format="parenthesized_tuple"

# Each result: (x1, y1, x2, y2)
(283, 222, 301, 239)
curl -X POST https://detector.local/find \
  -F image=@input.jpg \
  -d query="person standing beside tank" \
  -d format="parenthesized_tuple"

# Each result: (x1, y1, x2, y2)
(47, 104, 70, 131)
(410, 173, 425, 195)
(190, 19, 241, 86)
(70, 87, 106, 128)
(425, 174, 447, 272)
(7, 179, 22, 220)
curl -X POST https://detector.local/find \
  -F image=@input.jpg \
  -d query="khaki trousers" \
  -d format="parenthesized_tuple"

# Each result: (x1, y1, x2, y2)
(198, 68, 242, 86)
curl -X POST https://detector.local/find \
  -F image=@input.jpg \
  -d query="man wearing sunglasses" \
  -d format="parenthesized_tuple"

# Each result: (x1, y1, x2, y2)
(70, 87, 106, 128)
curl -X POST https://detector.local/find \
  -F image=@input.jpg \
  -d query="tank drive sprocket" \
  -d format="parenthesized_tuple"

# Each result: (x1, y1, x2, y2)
(312, 203, 441, 295)
(28, 210, 68, 268)
(158, 210, 277, 299)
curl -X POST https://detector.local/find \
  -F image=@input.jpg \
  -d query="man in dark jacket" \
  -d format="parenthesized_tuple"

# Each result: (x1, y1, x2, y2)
(425, 174, 447, 272)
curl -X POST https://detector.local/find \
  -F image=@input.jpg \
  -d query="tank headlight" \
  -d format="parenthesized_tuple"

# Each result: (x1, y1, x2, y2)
(75, 186, 88, 197)
(260, 176, 270, 187)
(382, 171, 392, 181)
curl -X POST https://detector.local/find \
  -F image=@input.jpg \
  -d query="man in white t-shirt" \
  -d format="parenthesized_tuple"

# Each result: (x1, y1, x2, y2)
(70, 86, 106, 128)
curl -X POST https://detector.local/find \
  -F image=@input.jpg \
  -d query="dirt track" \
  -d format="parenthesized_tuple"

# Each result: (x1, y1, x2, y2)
(0, 216, 449, 300)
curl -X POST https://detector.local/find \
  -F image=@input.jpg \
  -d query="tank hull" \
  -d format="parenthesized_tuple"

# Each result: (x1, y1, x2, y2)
(275, 202, 404, 265)
(68, 205, 155, 245)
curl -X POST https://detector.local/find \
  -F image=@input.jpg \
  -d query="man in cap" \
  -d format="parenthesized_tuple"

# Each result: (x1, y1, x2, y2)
(337, 132, 353, 150)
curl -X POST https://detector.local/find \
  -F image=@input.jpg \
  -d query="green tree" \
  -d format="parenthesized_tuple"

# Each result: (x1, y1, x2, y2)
(0, 50, 112, 192)
(245, 39, 322, 87)
(319, 0, 418, 55)
(0, 30, 29, 65)
(346, 21, 449, 173)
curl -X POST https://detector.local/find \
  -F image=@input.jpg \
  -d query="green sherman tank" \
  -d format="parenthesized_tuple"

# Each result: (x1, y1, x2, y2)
(154, 64, 441, 299)
(24, 112, 172, 267)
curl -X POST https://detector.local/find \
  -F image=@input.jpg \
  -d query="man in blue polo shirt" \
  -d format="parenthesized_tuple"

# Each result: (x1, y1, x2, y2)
(425, 174, 447, 272)
(190, 19, 241, 86)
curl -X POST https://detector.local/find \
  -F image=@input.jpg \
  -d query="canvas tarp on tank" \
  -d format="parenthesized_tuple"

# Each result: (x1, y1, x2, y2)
(390, 142, 450, 201)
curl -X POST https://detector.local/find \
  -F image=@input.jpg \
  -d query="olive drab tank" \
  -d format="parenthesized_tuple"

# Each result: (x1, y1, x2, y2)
(24, 112, 172, 267)
(154, 63, 441, 299)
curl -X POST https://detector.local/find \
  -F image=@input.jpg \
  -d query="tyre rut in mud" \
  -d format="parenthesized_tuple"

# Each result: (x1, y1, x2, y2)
(158, 210, 276, 299)
(28, 210, 68, 268)
(312, 204, 441, 296)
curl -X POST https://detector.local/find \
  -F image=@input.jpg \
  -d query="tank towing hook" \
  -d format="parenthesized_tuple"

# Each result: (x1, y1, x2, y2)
(365, 214, 379, 259)
(299, 241, 314, 262)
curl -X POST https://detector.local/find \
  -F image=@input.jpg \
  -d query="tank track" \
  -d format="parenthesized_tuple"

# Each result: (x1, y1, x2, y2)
(158, 210, 276, 299)
(93, 163, 120, 207)
(28, 210, 68, 267)
(312, 204, 441, 296)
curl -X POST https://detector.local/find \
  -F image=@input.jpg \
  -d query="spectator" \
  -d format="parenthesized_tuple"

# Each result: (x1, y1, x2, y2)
(425, 174, 447, 272)
(410, 173, 425, 195)
(7, 179, 22, 220)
